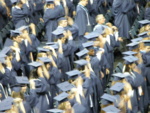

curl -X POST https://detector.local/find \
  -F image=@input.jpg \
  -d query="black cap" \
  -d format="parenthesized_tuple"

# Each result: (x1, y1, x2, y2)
(10, 30, 21, 37)
(54, 92, 69, 102)
(102, 105, 120, 113)
(123, 56, 138, 64)
(76, 49, 89, 58)
(110, 82, 124, 92)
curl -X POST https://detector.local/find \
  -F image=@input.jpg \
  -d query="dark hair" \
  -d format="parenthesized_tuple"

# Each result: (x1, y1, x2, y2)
(29, 69, 38, 79)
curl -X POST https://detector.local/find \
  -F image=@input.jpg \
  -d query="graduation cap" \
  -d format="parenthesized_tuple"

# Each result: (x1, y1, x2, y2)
(138, 19, 150, 26)
(142, 40, 150, 46)
(10, 0, 18, 4)
(52, 28, 64, 38)
(66, 70, 81, 79)
(46, 0, 54, 4)
(131, 37, 143, 42)
(82, 41, 94, 49)
(58, 17, 67, 22)
(122, 51, 137, 56)
(0, 57, 6, 63)
(38, 57, 51, 63)
(94, 25, 105, 34)
(15, 76, 29, 84)
(28, 61, 42, 67)
(76, 49, 89, 58)
(74, 59, 88, 66)
(37, 47, 49, 52)
(47, 109, 64, 113)
(16, 26, 29, 31)
(46, 42, 56, 45)
(110, 82, 124, 92)
(3, 38, 14, 47)
(112, 72, 130, 80)
(84, 31, 99, 40)
(54, 92, 69, 102)
(49, 44, 59, 50)
(126, 42, 139, 50)
(101, 93, 118, 103)
(0, 97, 14, 112)
(123, 56, 138, 64)
(137, 31, 148, 37)
(102, 105, 120, 113)
(10, 30, 22, 37)
(57, 81, 75, 92)
(0, 47, 12, 55)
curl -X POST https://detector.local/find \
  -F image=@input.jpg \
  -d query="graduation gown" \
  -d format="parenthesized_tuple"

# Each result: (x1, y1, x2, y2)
(126, 71, 144, 113)
(43, 5, 64, 42)
(112, 0, 130, 39)
(11, 4, 30, 29)
(144, 8, 150, 20)
(0, 3, 9, 30)
(75, 4, 92, 36)
(97, 0, 109, 15)
(33, 77, 50, 113)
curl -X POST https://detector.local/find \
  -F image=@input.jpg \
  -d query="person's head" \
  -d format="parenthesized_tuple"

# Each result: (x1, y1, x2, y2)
(11, 35, 22, 43)
(96, 14, 106, 24)
(45, 2, 55, 9)
(16, 1, 24, 8)
(58, 19, 68, 27)
(79, 0, 88, 6)
(21, 85, 27, 93)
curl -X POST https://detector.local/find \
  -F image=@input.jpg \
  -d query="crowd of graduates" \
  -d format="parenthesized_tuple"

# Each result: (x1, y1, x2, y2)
(0, 0, 150, 113)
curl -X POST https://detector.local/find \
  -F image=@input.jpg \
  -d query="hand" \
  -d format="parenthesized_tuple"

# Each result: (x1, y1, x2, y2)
(21, 0, 26, 4)
(118, 37, 123, 42)
(54, 0, 60, 5)
(14, 98, 23, 103)
(106, 68, 110, 75)
(37, 67, 43, 77)
(29, 80, 35, 89)
(67, 17, 74, 26)
(67, 30, 72, 37)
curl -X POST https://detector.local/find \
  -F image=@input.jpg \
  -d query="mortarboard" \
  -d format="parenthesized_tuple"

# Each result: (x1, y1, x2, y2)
(52, 28, 64, 38)
(84, 32, 99, 40)
(37, 47, 49, 52)
(11, 86, 22, 92)
(101, 93, 118, 103)
(0, 57, 6, 63)
(57, 81, 75, 92)
(137, 31, 148, 37)
(16, 26, 29, 31)
(126, 42, 139, 50)
(122, 51, 137, 56)
(10, 30, 21, 37)
(110, 82, 124, 92)
(66, 70, 81, 77)
(46, 42, 56, 45)
(123, 56, 138, 64)
(49, 44, 59, 49)
(74, 59, 88, 66)
(10, 0, 18, 4)
(28, 61, 42, 67)
(38, 57, 51, 63)
(76, 49, 89, 58)
(82, 41, 94, 49)
(102, 105, 120, 113)
(131, 37, 143, 42)
(47, 109, 64, 113)
(3, 38, 14, 47)
(138, 20, 150, 26)
(0, 47, 12, 55)
(0, 97, 14, 112)
(54, 92, 69, 102)
(112, 72, 130, 80)
(15, 76, 29, 84)
(142, 40, 150, 46)
(58, 17, 67, 22)
(46, 0, 54, 4)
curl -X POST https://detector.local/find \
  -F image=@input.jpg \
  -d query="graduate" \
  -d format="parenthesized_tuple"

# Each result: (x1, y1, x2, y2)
(11, 0, 30, 29)
(43, 0, 65, 42)
(112, 0, 131, 39)
(75, 0, 92, 43)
